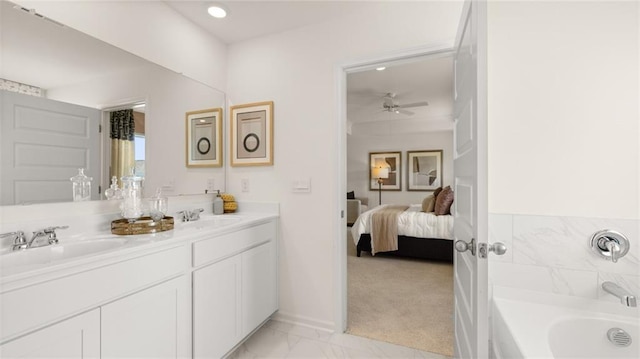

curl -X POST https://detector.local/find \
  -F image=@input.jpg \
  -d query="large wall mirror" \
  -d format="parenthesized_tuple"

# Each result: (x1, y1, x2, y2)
(0, 1, 226, 205)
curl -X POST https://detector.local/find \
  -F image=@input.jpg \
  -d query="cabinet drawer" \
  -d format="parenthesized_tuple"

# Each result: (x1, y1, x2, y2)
(0, 245, 187, 342)
(192, 221, 276, 268)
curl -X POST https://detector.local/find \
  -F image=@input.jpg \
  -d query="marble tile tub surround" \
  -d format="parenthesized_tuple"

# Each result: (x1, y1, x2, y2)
(0, 195, 278, 251)
(488, 213, 639, 301)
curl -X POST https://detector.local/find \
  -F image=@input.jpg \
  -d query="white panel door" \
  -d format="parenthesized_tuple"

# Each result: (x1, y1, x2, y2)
(241, 239, 277, 337)
(101, 276, 187, 359)
(452, 1, 488, 358)
(193, 255, 242, 359)
(0, 309, 100, 359)
(0, 90, 101, 205)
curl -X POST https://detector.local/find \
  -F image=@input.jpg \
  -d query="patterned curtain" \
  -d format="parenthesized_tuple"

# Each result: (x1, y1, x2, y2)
(110, 109, 135, 184)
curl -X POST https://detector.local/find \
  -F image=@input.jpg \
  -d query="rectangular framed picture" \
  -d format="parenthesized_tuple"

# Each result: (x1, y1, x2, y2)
(230, 101, 274, 166)
(185, 108, 222, 168)
(407, 150, 443, 191)
(369, 151, 401, 191)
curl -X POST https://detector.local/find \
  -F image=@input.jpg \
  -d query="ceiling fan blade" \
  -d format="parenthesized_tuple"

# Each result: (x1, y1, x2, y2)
(397, 109, 414, 116)
(398, 101, 429, 108)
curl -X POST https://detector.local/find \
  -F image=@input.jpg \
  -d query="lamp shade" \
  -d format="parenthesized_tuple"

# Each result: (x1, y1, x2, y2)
(372, 167, 389, 179)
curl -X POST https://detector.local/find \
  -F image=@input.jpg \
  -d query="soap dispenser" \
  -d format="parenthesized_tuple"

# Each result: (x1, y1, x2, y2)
(213, 190, 224, 215)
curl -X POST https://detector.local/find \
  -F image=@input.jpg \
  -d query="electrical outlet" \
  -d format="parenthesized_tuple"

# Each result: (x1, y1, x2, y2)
(241, 178, 250, 192)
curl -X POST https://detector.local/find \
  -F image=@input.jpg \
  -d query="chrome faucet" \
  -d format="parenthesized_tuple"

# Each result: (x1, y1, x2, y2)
(177, 208, 204, 222)
(23, 226, 68, 250)
(1, 231, 28, 251)
(602, 281, 637, 307)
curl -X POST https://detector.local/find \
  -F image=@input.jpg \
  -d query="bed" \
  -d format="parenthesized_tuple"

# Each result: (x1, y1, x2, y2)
(350, 204, 454, 262)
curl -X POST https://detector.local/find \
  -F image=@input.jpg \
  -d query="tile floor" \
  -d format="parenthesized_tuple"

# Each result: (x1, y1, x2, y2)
(228, 320, 453, 359)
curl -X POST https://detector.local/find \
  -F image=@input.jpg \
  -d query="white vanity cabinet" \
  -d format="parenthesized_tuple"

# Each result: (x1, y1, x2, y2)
(192, 220, 278, 358)
(0, 309, 100, 359)
(101, 276, 189, 358)
(0, 245, 189, 359)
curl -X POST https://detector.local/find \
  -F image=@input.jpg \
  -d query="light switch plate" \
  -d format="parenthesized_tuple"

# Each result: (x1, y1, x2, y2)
(292, 178, 311, 193)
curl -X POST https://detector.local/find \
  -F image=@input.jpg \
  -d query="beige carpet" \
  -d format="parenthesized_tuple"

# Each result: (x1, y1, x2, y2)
(346, 229, 454, 357)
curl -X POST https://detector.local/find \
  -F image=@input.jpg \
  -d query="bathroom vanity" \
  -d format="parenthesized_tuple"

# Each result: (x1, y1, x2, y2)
(0, 204, 278, 358)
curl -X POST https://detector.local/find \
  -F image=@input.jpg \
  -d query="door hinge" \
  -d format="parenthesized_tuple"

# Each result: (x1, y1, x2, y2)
(340, 210, 344, 219)
(98, 124, 102, 133)
(98, 185, 102, 195)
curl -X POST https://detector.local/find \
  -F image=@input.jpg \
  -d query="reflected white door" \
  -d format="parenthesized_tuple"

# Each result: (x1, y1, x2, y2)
(452, 1, 488, 358)
(1, 90, 101, 204)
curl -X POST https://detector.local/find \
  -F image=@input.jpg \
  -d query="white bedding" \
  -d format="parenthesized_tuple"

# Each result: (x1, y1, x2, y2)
(350, 204, 454, 247)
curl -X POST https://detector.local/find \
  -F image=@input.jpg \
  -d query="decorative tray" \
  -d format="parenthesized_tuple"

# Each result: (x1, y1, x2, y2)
(111, 216, 174, 235)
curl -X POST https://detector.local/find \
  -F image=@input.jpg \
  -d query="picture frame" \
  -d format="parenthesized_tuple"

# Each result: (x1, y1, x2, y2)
(185, 108, 223, 168)
(230, 101, 274, 166)
(369, 151, 401, 191)
(407, 150, 443, 191)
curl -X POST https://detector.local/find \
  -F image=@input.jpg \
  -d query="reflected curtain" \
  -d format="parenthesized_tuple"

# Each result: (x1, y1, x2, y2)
(110, 109, 135, 183)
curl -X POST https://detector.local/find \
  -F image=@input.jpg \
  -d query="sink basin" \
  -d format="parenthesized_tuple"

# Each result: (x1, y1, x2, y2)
(182, 215, 243, 229)
(0, 238, 129, 276)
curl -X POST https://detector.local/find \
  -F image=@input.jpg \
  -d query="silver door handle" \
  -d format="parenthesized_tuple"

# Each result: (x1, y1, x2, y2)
(478, 242, 508, 258)
(455, 238, 476, 256)
(489, 242, 507, 255)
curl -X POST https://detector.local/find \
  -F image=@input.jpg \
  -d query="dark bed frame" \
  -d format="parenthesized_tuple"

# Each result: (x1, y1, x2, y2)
(356, 234, 453, 262)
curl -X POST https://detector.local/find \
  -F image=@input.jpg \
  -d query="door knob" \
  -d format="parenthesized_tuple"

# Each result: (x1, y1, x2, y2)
(489, 242, 507, 255)
(455, 238, 476, 256)
(477, 242, 507, 258)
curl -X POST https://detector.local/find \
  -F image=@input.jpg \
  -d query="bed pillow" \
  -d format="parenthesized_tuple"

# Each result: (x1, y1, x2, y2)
(434, 186, 454, 215)
(433, 186, 443, 200)
(347, 191, 355, 199)
(421, 194, 435, 212)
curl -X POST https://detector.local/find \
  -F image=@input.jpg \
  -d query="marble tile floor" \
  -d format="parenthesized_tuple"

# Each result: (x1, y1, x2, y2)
(228, 320, 453, 359)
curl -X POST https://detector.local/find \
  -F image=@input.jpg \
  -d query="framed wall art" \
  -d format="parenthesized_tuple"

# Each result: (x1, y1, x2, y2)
(185, 108, 222, 168)
(369, 151, 401, 191)
(407, 150, 443, 191)
(230, 101, 274, 166)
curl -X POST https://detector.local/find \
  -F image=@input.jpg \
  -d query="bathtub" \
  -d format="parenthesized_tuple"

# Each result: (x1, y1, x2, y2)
(492, 286, 639, 359)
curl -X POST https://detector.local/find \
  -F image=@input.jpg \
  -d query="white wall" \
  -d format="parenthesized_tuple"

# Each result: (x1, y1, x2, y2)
(47, 65, 226, 198)
(14, 0, 227, 90)
(347, 131, 454, 206)
(226, 2, 463, 330)
(487, 1, 639, 301)
(487, 1, 639, 220)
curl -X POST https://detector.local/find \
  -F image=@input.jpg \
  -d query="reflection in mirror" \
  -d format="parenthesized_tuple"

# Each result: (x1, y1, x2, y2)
(0, 1, 226, 205)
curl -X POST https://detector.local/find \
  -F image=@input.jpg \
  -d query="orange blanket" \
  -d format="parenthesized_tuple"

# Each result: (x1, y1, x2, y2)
(370, 205, 409, 255)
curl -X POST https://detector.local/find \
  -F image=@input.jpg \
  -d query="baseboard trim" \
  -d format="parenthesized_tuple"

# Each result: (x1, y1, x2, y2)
(271, 311, 335, 333)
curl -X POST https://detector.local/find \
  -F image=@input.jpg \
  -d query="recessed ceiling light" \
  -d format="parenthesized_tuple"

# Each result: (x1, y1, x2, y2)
(207, 4, 227, 18)
(376, 67, 386, 71)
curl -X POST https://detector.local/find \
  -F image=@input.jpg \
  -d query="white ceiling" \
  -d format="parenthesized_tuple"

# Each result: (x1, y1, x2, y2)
(347, 56, 454, 129)
(164, 1, 368, 44)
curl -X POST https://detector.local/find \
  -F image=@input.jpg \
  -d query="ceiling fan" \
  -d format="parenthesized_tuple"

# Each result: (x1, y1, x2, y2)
(381, 93, 429, 116)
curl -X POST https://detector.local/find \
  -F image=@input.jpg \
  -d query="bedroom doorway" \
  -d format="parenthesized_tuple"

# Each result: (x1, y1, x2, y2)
(340, 48, 457, 357)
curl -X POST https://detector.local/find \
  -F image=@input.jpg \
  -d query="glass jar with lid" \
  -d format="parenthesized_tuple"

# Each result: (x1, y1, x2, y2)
(120, 170, 144, 222)
(70, 168, 92, 202)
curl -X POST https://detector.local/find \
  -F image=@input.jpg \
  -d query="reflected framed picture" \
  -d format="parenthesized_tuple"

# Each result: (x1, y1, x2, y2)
(407, 150, 443, 191)
(185, 108, 223, 168)
(369, 151, 401, 191)
(230, 101, 274, 166)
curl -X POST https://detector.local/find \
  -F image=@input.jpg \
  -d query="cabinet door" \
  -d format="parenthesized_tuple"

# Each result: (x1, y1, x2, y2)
(193, 255, 242, 359)
(101, 276, 188, 359)
(242, 239, 277, 336)
(0, 309, 99, 359)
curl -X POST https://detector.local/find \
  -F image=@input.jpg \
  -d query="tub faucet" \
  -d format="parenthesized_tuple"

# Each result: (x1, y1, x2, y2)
(602, 281, 637, 307)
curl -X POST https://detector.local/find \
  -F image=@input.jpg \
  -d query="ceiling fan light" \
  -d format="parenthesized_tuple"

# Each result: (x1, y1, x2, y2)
(207, 5, 227, 18)
(376, 67, 386, 71)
